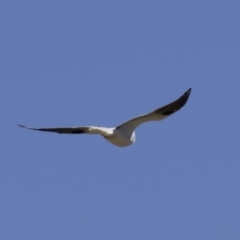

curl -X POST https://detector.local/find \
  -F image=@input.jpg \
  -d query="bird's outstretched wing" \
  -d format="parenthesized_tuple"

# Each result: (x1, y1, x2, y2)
(116, 88, 191, 130)
(18, 124, 97, 134)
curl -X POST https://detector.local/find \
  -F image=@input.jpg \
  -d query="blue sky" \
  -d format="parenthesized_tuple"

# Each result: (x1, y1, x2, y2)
(1, 1, 240, 239)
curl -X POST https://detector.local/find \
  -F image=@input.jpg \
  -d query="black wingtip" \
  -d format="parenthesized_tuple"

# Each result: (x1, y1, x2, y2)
(18, 124, 26, 128)
(159, 88, 192, 116)
(186, 88, 192, 96)
(181, 88, 192, 104)
(179, 88, 192, 107)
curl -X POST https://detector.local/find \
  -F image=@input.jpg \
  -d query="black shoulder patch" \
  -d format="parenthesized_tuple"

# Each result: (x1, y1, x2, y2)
(162, 110, 175, 115)
(70, 129, 85, 134)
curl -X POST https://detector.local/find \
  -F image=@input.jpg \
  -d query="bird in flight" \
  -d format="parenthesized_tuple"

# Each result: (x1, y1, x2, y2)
(18, 88, 191, 147)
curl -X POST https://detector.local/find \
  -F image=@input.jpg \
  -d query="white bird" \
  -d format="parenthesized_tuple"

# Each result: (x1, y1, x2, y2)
(18, 88, 191, 147)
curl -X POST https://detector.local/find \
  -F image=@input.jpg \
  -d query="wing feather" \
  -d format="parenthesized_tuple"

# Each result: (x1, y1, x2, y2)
(18, 124, 92, 134)
(116, 88, 191, 130)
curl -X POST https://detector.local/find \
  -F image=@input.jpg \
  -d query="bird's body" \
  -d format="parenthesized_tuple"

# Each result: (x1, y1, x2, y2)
(104, 128, 136, 147)
(18, 88, 191, 147)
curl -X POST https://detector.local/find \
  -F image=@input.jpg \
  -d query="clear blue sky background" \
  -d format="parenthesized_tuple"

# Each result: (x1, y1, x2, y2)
(1, 1, 240, 239)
